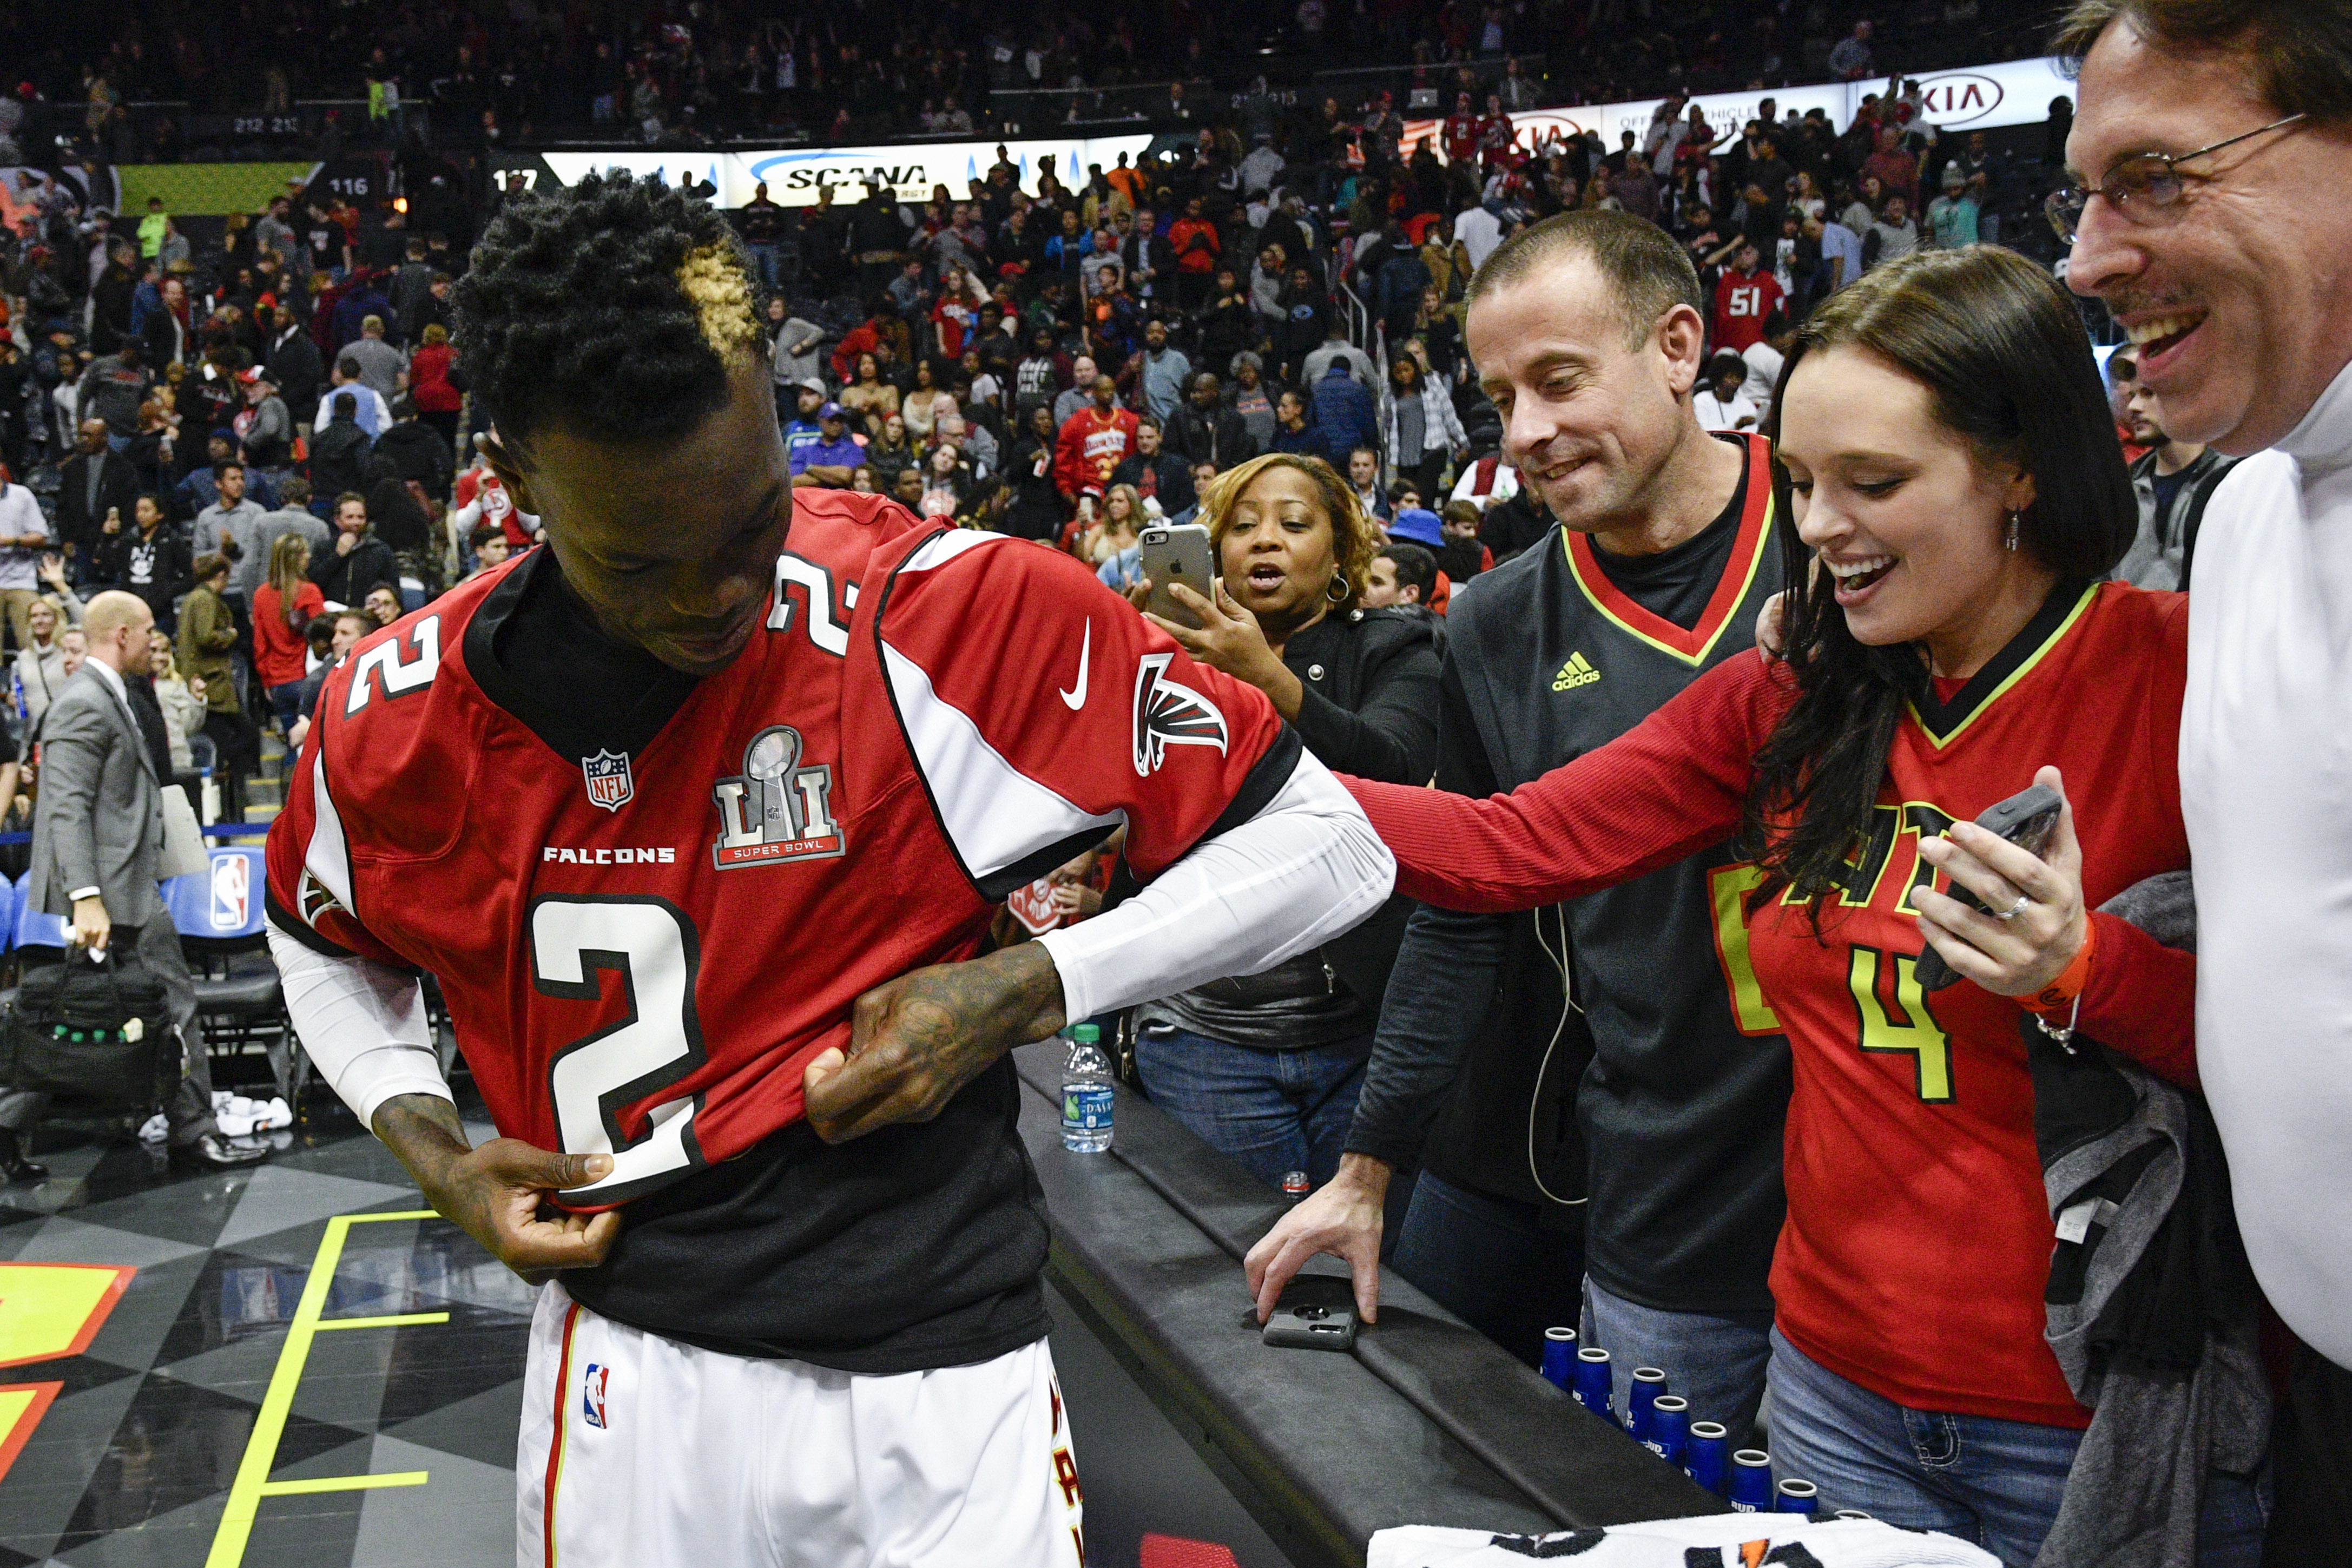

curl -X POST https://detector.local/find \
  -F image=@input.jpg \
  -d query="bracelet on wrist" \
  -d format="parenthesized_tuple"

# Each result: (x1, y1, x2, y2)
(2028, 918, 2097, 1048)
(2028, 916, 2096, 1013)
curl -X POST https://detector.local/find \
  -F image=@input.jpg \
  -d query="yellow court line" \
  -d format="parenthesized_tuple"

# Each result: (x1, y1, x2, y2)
(205, 1210, 443, 1568)
(315, 1313, 451, 1333)
(257, 1472, 431, 1497)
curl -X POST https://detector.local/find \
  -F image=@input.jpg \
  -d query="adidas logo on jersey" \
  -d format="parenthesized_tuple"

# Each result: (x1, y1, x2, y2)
(1552, 652, 1601, 691)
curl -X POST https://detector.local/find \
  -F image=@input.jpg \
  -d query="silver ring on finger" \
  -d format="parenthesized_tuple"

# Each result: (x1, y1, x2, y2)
(1993, 893, 2030, 922)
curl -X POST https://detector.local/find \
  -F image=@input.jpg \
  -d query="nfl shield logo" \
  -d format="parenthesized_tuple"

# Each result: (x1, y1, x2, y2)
(582, 750, 635, 812)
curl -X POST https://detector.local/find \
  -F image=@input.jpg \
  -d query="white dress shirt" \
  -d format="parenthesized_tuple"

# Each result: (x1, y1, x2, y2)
(2179, 355, 2352, 1368)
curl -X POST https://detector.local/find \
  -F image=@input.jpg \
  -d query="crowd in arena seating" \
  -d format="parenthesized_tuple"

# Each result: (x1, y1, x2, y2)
(0, 32, 2070, 831)
(3, 0, 2041, 157)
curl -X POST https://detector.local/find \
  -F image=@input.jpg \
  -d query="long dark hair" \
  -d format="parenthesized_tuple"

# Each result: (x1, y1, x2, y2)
(1737, 246, 2135, 912)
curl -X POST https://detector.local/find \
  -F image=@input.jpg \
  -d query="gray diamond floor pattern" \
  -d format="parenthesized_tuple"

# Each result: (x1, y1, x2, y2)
(0, 1102, 523, 1568)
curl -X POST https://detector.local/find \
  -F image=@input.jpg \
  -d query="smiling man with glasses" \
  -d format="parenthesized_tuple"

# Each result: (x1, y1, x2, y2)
(2059, 0, 2352, 1554)
(2059, 3, 2349, 455)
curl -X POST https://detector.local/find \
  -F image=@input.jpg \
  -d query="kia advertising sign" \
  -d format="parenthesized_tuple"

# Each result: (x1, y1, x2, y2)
(1405, 54, 2078, 166)
(1906, 57, 2078, 130)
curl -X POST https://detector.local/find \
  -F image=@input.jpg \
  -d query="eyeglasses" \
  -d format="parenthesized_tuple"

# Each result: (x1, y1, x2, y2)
(2046, 113, 2304, 245)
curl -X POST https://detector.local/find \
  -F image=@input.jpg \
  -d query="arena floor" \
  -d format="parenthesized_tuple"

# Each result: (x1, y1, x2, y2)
(0, 1089, 1294, 1568)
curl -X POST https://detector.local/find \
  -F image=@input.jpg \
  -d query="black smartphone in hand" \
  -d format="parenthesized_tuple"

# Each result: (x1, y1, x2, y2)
(1915, 783, 2063, 992)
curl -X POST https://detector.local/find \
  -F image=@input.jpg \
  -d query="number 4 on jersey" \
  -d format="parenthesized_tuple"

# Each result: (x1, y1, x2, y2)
(1849, 945, 1954, 1102)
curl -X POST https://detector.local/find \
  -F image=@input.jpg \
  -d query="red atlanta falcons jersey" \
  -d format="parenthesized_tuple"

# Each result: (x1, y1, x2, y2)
(266, 493, 1285, 1210)
(1346, 581, 2195, 1426)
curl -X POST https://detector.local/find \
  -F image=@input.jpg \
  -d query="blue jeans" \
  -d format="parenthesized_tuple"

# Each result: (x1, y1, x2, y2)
(1582, 1274, 1773, 1443)
(1389, 1169, 1584, 1369)
(1768, 1328, 2266, 1567)
(1131, 1023, 1370, 1190)
(747, 241, 783, 291)
(265, 680, 306, 736)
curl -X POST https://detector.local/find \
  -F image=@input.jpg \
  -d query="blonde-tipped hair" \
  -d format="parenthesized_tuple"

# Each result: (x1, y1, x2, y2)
(677, 242, 766, 364)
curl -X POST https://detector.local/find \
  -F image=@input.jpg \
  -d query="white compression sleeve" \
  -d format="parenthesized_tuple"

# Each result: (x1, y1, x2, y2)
(1038, 748, 1395, 1023)
(268, 925, 453, 1126)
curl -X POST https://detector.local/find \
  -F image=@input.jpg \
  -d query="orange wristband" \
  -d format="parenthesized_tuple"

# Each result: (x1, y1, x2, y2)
(2028, 916, 2097, 1014)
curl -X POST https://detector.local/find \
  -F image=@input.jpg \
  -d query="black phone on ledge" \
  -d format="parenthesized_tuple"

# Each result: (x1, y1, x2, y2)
(1915, 782, 2064, 992)
(1260, 1271, 1360, 1353)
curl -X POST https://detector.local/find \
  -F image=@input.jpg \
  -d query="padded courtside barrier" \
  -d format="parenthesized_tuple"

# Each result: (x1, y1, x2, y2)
(1010, 1043, 1714, 1568)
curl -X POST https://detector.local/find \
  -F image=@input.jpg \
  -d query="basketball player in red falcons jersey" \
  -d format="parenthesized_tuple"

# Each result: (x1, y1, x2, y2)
(263, 172, 1394, 1567)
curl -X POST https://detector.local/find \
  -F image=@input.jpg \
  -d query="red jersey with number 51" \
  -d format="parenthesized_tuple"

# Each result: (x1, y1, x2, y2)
(265, 492, 1284, 1208)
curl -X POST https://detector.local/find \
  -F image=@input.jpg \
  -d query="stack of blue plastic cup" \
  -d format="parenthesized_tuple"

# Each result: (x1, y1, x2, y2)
(1539, 1327, 1578, 1391)
(1683, 1421, 1730, 1495)
(1728, 1449, 1774, 1512)
(1572, 1347, 1614, 1424)
(1775, 1479, 1820, 1513)
(1625, 1367, 1668, 1441)
(1642, 1395, 1689, 1465)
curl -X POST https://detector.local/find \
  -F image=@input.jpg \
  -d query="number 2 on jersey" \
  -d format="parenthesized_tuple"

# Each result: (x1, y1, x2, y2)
(529, 898, 710, 1203)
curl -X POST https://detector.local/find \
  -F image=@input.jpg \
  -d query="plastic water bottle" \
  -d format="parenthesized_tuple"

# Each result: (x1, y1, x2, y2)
(1060, 1024, 1114, 1152)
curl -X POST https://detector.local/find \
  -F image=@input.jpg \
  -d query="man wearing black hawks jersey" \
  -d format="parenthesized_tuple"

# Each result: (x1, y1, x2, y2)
(264, 174, 1392, 1567)
(1249, 211, 1793, 1439)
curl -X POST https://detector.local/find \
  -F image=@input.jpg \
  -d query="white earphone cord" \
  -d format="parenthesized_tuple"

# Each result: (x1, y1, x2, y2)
(1529, 903, 1586, 1208)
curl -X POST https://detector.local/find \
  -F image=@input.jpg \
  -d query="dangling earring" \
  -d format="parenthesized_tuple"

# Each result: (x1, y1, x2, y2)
(1326, 572, 1349, 603)
(2004, 510, 2021, 552)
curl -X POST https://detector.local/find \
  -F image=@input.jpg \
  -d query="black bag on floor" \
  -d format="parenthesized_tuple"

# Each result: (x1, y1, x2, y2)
(1, 950, 175, 1108)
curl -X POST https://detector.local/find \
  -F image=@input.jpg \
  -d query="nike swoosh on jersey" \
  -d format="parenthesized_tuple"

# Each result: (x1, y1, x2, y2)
(1059, 620, 1091, 710)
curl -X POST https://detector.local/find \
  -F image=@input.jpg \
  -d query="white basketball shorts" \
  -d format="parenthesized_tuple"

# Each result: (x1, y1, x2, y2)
(516, 1282, 1086, 1568)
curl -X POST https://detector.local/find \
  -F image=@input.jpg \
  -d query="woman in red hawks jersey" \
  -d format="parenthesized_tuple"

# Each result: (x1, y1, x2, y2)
(1338, 247, 2258, 1565)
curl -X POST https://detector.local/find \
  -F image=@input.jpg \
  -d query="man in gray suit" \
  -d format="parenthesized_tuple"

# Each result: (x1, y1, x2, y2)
(16, 591, 268, 1172)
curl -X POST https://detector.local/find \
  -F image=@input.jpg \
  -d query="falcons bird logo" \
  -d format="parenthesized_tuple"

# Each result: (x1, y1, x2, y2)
(1131, 653, 1229, 775)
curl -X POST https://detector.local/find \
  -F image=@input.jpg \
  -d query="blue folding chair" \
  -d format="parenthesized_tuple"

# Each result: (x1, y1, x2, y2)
(1, 875, 68, 1030)
(167, 848, 297, 1102)
(11, 873, 67, 953)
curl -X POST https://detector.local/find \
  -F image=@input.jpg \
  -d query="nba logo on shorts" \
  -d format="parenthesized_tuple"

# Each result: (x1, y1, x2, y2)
(582, 749, 635, 812)
(582, 1363, 609, 1429)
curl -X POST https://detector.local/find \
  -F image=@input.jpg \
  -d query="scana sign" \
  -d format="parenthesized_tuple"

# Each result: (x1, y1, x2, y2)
(539, 134, 1152, 209)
